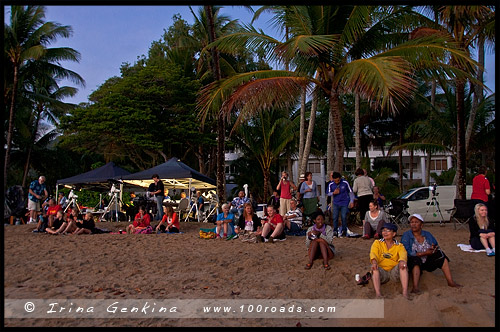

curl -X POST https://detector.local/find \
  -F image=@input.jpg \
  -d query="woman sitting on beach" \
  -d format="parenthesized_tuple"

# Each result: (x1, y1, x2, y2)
(305, 210, 335, 270)
(45, 210, 67, 235)
(156, 205, 180, 233)
(73, 212, 97, 235)
(468, 203, 495, 256)
(127, 206, 152, 234)
(401, 214, 462, 293)
(215, 203, 235, 239)
(61, 209, 80, 234)
(257, 205, 286, 243)
(235, 202, 262, 242)
(362, 200, 388, 240)
(368, 222, 409, 299)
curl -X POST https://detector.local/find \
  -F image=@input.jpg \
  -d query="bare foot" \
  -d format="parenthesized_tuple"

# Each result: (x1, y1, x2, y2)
(403, 293, 410, 300)
(376, 294, 384, 299)
(411, 288, 421, 294)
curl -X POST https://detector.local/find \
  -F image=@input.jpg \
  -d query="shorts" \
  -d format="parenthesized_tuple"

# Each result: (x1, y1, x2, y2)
(28, 199, 40, 212)
(408, 250, 448, 273)
(378, 265, 400, 284)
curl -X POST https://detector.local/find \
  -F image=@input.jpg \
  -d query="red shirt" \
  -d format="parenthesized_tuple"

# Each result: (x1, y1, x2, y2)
(133, 212, 151, 228)
(280, 181, 292, 199)
(266, 213, 283, 228)
(471, 174, 490, 202)
(161, 212, 180, 230)
(47, 204, 62, 216)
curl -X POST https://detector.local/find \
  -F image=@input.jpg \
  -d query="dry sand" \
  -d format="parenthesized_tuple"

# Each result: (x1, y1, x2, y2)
(3, 221, 496, 327)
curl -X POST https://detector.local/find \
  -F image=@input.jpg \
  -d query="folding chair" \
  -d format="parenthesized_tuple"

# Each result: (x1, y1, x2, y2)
(176, 197, 190, 221)
(446, 199, 476, 230)
(387, 198, 410, 229)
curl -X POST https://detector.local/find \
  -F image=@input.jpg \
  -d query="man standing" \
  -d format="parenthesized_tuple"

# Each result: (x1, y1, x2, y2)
(471, 166, 490, 204)
(327, 172, 354, 237)
(28, 176, 48, 224)
(150, 174, 165, 221)
(276, 171, 297, 217)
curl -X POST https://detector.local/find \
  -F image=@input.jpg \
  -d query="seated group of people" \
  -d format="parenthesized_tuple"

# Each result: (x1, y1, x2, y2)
(126, 205, 181, 234)
(32, 197, 97, 235)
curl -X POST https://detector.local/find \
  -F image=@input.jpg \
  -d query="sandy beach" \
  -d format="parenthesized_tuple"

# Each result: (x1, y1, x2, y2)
(3, 220, 495, 327)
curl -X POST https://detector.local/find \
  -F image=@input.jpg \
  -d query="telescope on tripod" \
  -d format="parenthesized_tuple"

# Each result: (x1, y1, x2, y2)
(64, 189, 80, 213)
(424, 183, 445, 225)
(100, 183, 122, 221)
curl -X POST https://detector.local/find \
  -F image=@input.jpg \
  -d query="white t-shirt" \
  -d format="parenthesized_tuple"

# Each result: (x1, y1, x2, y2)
(285, 208, 303, 226)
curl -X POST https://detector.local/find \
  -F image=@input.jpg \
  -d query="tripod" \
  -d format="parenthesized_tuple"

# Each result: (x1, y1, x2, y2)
(202, 201, 219, 223)
(184, 198, 204, 222)
(64, 190, 80, 214)
(424, 194, 445, 225)
(101, 186, 122, 222)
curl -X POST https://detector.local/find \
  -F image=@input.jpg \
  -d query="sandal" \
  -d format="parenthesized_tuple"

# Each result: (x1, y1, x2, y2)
(357, 272, 372, 285)
(304, 263, 312, 270)
(323, 264, 331, 270)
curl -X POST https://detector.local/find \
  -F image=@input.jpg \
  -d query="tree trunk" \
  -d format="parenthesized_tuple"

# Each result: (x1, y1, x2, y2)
(425, 149, 432, 187)
(456, 78, 467, 200)
(326, 97, 335, 174)
(263, 168, 270, 204)
(409, 149, 414, 185)
(465, 37, 484, 155)
(298, 88, 306, 169)
(5, 65, 19, 190)
(205, 5, 225, 202)
(355, 93, 361, 169)
(398, 129, 403, 192)
(299, 86, 318, 176)
(330, 88, 344, 173)
(22, 104, 43, 187)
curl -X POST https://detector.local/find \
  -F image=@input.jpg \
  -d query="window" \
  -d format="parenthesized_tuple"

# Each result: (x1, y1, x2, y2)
(430, 159, 448, 171)
(308, 161, 321, 174)
(403, 162, 418, 170)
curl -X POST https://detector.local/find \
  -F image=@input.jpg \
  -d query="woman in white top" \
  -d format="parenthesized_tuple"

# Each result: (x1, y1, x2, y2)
(362, 200, 388, 239)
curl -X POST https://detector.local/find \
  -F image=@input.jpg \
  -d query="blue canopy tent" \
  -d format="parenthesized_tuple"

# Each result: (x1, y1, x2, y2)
(56, 162, 131, 191)
(121, 157, 216, 192)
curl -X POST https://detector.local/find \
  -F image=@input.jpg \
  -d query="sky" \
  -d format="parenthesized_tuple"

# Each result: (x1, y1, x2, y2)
(3, 5, 496, 106)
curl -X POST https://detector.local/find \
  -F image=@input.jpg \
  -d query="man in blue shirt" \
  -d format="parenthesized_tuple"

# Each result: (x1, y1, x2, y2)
(327, 172, 354, 237)
(28, 176, 48, 224)
(230, 190, 250, 217)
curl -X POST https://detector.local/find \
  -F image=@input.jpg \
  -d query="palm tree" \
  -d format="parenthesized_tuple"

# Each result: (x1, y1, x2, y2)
(4, 5, 83, 189)
(436, 5, 494, 199)
(198, 5, 477, 176)
(233, 109, 296, 202)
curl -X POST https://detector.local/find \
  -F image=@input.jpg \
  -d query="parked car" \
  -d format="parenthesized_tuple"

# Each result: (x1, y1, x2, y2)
(395, 185, 472, 222)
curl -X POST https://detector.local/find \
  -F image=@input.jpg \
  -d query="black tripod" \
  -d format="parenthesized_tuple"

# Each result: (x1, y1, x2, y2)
(425, 194, 445, 225)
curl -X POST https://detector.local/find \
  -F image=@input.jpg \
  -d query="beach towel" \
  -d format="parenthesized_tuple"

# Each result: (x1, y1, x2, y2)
(457, 244, 486, 253)
(199, 226, 217, 239)
(134, 225, 153, 234)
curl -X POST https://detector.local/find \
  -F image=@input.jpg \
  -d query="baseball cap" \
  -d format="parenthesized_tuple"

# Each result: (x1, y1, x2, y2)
(409, 213, 424, 222)
(381, 222, 398, 232)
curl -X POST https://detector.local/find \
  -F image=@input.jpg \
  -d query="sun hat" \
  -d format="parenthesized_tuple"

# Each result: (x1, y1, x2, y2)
(381, 222, 397, 232)
(409, 213, 424, 222)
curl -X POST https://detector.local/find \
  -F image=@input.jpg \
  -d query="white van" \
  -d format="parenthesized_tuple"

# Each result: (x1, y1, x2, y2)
(396, 185, 473, 222)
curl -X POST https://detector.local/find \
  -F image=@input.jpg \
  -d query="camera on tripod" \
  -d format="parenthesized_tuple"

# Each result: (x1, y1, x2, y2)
(429, 183, 438, 196)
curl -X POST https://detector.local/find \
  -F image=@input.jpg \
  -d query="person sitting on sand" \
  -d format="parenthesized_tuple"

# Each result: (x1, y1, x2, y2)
(127, 205, 152, 234)
(284, 199, 303, 235)
(156, 205, 180, 233)
(215, 203, 235, 239)
(401, 214, 462, 293)
(235, 202, 262, 242)
(45, 210, 67, 235)
(362, 200, 388, 240)
(369, 222, 409, 298)
(468, 203, 495, 256)
(73, 212, 97, 235)
(61, 209, 80, 234)
(305, 210, 335, 270)
(257, 205, 286, 243)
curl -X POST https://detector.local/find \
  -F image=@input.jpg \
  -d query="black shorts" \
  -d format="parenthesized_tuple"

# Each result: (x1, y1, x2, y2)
(408, 250, 448, 273)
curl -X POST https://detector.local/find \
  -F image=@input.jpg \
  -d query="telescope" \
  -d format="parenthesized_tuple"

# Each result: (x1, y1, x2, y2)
(68, 190, 78, 199)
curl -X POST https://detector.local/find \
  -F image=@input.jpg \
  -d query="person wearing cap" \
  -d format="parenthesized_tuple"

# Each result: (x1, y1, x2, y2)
(369, 222, 409, 299)
(401, 214, 462, 293)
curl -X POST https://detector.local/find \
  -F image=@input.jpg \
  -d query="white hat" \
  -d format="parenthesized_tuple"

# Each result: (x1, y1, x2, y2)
(409, 213, 424, 222)
(299, 174, 305, 179)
